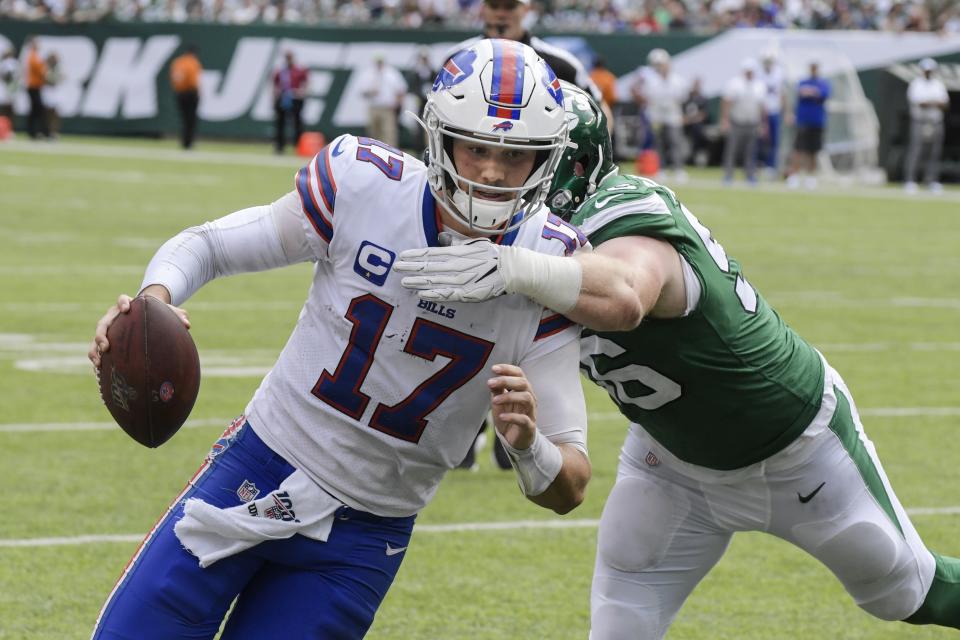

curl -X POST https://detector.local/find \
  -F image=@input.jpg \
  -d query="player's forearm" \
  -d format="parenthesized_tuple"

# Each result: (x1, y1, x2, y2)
(567, 251, 646, 332)
(501, 248, 645, 332)
(526, 445, 591, 515)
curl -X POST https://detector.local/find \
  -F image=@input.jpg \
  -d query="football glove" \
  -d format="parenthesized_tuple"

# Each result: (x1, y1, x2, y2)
(395, 237, 506, 303)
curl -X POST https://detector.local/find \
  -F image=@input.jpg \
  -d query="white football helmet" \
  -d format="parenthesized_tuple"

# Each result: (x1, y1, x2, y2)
(421, 39, 568, 235)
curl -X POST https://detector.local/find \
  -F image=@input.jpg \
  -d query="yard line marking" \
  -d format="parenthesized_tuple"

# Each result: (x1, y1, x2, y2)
(0, 301, 303, 312)
(678, 177, 960, 204)
(1, 140, 303, 168)
(0, 418, 229, 433)
(818, 342, 960, 352)
(0, 164, 221, 185)
(0, 265, 144, 276)
(587, 408, 960, 422)
(4, 507, 959, 548)
(3, 408, 959, 434)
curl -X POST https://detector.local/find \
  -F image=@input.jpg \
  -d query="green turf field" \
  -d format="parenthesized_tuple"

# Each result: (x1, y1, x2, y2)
(1, 136, 958, 639)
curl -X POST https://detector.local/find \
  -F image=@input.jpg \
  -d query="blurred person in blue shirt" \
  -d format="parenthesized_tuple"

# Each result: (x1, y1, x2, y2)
(786, 60, 830, 190)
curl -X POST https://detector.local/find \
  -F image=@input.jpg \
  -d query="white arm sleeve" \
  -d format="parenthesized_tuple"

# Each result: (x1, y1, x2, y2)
(140, 191, 313, 306)
(522, 337, 588, 456)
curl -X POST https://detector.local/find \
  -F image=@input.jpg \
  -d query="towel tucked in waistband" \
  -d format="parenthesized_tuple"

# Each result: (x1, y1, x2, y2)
(174, 469, 341, 568)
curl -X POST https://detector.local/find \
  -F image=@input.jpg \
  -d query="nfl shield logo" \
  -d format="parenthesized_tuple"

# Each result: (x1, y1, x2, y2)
(236, 479, 260, 502)
(645, 451, 660, 467)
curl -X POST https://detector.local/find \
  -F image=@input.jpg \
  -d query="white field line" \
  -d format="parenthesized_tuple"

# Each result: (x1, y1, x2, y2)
(6, 139, 960, 202)
(0, 417, 230, 434)
(678, 176, 960, 203)
(1, 139, 303, 168)
(0, 164, 221, 185)
(4, 508, 960, 548)
(4, 407, 959, 435)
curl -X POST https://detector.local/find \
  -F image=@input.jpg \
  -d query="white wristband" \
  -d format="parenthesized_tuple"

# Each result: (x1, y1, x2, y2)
(496, 429, 564, 497)
(499, 246, 583, 314)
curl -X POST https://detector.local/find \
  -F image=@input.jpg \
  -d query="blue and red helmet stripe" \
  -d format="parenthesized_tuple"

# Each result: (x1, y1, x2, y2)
(488, 40, 525, 120)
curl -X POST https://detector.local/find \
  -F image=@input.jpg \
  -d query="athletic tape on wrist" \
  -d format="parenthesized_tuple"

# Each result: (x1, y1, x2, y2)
(496, 429, 564, 497)
(499, 246, 582, 314)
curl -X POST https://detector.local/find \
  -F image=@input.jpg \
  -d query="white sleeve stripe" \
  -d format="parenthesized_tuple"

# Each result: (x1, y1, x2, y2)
(308, 155, 334, 225)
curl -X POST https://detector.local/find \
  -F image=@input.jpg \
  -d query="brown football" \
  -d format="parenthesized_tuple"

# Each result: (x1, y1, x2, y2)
(98, 295, 201, 448)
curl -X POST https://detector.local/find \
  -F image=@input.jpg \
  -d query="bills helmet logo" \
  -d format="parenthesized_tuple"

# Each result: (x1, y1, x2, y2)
(433, 48, 477, 92)
(492, 121, 514, 132)
(541, 62, 564, 107)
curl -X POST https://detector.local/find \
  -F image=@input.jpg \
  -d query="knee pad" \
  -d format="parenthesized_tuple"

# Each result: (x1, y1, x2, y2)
(597, 476, 678, 573)
(813, 522, 923, 621)
(591, 602, 659, 640)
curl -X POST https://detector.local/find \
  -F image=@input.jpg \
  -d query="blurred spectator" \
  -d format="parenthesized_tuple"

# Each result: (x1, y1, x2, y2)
(1, 0, 954, 33)
(170, 44, 202, 149)
(406, 46, 434, 152)
(0, 48, 18, 127)
(590, 55, 618, 108)
(682, 76, 709, 167)
(720, 57, 766, 185)
(408, 46, 434, 111)
(25, 38, 48, 139)
(786, 60, 830, 189)
(758, 48, 787, 179)
(42, 51, 61, 139)
(273, 50, 308, 153)
(360, 54, 407, 148)
(642, 48, 689, 182)
(903, 57, 949, 194)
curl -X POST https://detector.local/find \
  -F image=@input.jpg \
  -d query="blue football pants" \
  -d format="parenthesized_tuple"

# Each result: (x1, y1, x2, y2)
(92, 421, 416, 640)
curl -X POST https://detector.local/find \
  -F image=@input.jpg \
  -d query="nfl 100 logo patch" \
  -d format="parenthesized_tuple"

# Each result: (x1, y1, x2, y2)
(645, 451, 660, 467)
(236, 479, 260, 502)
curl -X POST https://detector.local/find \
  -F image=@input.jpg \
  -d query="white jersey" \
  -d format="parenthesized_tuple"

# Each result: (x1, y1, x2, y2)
(246, 134, 586, 517)
(908, 76, 949, 123)
(641, 68, 688, 127)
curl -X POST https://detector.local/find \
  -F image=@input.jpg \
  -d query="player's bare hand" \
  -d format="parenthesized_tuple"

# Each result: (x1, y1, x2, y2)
(89, 294, 133, 369)
(88, 292, 190, 369)
(488, 363, 537, 450)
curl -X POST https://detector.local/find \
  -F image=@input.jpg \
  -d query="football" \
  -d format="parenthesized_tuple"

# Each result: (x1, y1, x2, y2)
(97, 295, 201, 448)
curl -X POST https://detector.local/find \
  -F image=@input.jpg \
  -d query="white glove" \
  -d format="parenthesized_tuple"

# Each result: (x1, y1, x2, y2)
(395, 237, 507, 303)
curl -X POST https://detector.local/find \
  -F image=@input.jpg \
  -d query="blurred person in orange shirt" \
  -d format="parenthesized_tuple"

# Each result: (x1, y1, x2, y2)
(590, 56, 617, 107)
(25, 38, 49, 140)
(170, 44, 202, 149)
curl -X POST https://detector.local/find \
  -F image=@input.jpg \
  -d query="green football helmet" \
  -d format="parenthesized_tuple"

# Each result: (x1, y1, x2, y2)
(547, 80, 618, 220)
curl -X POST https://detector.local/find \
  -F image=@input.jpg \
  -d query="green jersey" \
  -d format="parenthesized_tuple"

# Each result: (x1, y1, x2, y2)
(571, 174, 824, 470)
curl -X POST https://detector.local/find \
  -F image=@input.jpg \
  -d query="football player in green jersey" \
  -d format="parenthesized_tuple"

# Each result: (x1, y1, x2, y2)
(395, 82, 960, 637)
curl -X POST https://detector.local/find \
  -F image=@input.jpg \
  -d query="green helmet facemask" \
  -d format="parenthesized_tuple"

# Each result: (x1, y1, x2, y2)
(546, 81, 617, 220)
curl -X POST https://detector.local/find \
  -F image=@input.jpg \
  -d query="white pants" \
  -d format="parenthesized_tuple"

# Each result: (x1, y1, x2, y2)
(591, 363, 936, 639)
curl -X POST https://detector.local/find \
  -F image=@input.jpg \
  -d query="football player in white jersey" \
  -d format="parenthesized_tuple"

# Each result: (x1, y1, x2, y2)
(87, 39, 591, 640)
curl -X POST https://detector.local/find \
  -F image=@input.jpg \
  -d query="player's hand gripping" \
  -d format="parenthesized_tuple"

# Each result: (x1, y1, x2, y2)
(88, 288, 190, 370)
(487, 363, 537, 450)
(395, 236, 507, 303)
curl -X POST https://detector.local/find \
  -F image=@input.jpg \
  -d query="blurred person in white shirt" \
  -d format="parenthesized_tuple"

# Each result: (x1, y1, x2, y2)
(758, 48, 787, 179)
(720, 58, 767, 185)
(360, 55, 408, 148)
(642, 48, 689, 183)
(904, 58, 949, 194)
